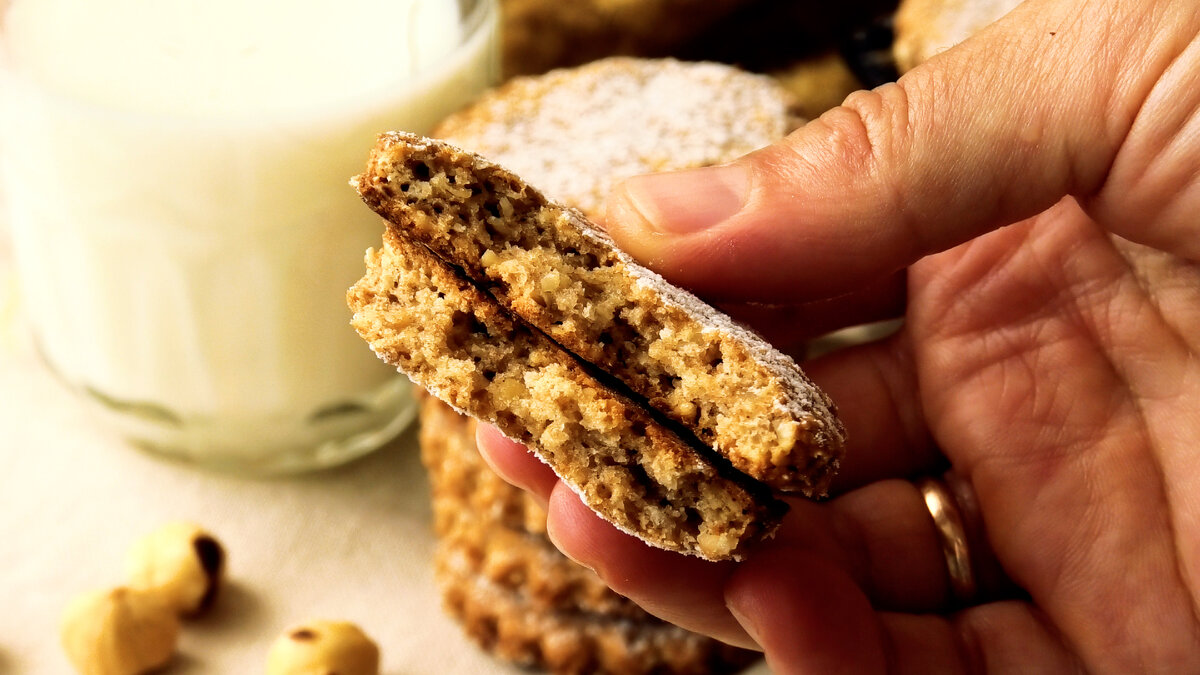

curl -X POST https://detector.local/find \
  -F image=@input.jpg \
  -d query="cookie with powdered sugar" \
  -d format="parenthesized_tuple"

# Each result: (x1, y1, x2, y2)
(433, 57, 802, 219)
(355, 133, 845, 496)
(349, 228, 784, 560)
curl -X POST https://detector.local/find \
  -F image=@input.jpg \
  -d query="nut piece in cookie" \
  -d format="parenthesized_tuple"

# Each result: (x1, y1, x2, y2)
(355, 133, 845, 496)
(348, 229, 785, 561)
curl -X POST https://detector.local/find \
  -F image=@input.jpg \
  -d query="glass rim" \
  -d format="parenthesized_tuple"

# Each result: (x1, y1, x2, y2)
(0, 0, 498, 131)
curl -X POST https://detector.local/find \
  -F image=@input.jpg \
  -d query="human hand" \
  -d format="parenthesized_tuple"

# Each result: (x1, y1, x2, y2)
(478, 0, 1200, 671)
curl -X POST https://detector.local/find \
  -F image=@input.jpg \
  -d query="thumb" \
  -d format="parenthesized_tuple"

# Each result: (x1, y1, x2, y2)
(604, 0, 1200, 303)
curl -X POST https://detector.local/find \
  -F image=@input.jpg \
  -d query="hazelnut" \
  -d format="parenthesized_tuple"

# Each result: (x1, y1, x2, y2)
(266, 620, 380, 675)
(60, 587, 180, 675)
(126, 521, 225, 617)
(540, 270, 563, 294)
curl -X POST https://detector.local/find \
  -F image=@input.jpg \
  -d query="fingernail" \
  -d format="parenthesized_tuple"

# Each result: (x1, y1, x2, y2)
(618, 163, 750, 234)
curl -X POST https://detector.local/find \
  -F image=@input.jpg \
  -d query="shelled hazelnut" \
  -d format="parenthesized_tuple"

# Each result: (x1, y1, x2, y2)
(60, 587, 180, 675)
(125, 521, 225, 617)
(266, 620, 380, 675)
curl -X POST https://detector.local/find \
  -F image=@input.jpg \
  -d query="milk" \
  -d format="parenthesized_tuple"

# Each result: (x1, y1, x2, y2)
(0, 0, 499, 472)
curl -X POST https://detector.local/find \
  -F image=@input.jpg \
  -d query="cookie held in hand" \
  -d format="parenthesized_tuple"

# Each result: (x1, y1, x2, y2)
(349, 230, 783, 560)
(348, 135, 845, 560)
(355, 133, 845, 495)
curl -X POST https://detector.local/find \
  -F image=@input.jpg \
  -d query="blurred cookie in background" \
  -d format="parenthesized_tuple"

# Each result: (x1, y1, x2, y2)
(434, 57, 801, 219)
(500, 0, 754, 78)
(893, 0, 1022, 72)
(768, 51, 862, 119)
(499, 0, 905, 121)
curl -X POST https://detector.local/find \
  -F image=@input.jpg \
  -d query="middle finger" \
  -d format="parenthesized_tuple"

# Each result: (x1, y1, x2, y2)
(546, 476, 978, 645)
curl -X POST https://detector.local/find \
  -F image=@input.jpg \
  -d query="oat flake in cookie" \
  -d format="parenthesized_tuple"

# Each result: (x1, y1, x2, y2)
(355, 133, 845, 496)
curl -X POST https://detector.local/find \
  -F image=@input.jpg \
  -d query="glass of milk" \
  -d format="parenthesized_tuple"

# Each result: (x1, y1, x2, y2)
(0, 0, 499, 474)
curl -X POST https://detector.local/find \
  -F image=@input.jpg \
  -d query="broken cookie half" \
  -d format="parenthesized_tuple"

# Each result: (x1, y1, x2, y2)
(349, 229, 783, 560)
(348, 134, 846, 560)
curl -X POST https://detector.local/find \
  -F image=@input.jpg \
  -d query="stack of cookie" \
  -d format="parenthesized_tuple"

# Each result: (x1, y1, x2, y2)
(420, 395, 758, 673)
(387, 58, 818, 672)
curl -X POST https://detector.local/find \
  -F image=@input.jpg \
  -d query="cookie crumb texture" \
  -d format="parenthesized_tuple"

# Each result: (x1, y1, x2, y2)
(421, 396, 644, 619)
(419, 393, 548, 536)
(349, 231, 783, 560)
(357, 132, 844, 495)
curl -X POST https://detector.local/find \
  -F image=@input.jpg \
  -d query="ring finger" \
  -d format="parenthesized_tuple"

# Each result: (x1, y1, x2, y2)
(545, 474, 997, 645)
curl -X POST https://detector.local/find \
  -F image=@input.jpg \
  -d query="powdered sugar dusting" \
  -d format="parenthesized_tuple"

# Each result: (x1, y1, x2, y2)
(434, 57, 796, 216)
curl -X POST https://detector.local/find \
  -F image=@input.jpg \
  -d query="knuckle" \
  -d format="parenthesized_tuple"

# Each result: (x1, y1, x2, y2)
(753, 83, 917, 199)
